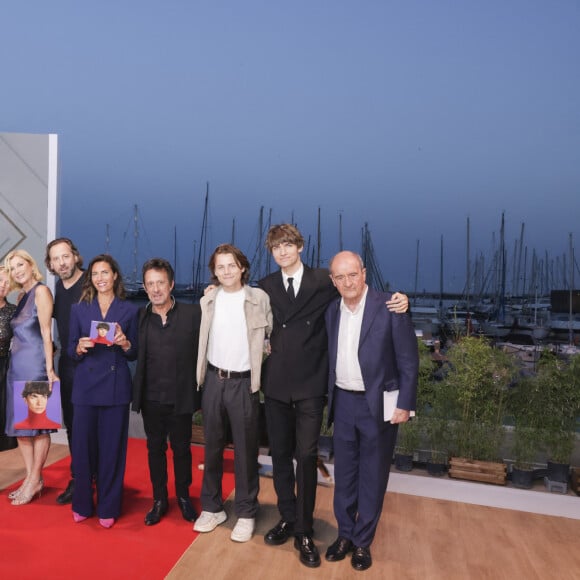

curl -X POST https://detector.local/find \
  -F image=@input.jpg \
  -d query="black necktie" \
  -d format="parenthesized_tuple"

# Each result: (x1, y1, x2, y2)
(287, 277, 296, 301)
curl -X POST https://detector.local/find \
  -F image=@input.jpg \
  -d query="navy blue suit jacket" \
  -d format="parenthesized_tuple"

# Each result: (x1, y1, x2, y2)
(68, 298, 138, 406)
(325, 286, 419, 426)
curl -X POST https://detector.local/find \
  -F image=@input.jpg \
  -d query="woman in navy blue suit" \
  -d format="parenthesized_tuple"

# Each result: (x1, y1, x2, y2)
(68, 254, 138, 528)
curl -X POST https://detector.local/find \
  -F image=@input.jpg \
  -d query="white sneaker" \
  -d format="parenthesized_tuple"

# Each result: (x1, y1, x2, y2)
(230, 517, 256, 542)
(193, 510, 227, 533)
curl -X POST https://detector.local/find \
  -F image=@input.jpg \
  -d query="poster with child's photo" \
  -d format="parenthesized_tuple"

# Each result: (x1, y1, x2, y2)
(13, 380, 62, 430)
(90, 320, 115, 346)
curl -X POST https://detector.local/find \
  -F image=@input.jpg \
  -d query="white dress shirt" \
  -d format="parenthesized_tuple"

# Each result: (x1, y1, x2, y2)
(282, 263, 304, 296)
(335, 286, 368, 392)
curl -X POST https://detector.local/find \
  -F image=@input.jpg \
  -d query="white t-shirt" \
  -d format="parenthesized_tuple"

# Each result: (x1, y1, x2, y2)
(207, 287, 251, 372)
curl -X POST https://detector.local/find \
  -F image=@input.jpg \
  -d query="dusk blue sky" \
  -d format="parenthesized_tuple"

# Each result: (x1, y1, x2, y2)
(2, 1, 579, 292)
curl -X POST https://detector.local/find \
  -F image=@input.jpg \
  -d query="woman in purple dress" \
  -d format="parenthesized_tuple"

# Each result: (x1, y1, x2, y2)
(4, 249, 58, 506)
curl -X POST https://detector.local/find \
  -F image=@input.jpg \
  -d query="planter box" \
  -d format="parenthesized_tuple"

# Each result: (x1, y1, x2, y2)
(191, 425, 205, 445)
(449, 457, 507, 485)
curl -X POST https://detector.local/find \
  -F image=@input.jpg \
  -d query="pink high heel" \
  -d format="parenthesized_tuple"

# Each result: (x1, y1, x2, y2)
(99, 517, 115, 529)
(73, 511, 88, 523)
(11, 480, 43, 506)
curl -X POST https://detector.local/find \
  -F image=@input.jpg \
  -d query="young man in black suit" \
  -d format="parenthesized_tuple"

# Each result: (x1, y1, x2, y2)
(258, 224, 408, 568)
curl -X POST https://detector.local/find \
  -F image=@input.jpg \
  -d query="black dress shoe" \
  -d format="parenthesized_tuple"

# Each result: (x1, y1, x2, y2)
(264, 519, 294, 545)
(56, 479, 74, 505)
(325, 536, 353, 562)
(294, 534, 321, 568)
(351, 546, 372, 571)
(144, 499, 168, 526)
(177, 497, 198, 522)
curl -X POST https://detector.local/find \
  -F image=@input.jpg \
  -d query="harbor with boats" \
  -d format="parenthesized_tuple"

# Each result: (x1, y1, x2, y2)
(112, 191, 579, 363)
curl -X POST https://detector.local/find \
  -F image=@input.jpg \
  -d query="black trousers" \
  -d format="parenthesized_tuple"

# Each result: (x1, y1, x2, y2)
(58, 356, 76, 474)
(142, 401, 193, 501)
(265, 395, 325, 535)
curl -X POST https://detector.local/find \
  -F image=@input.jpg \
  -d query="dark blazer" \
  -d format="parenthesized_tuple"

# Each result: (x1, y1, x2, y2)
(132, 301, 201, 414)
(68, 298, 138, 406)
(259, 265, 338, 402)
(325, 286, 419, 426)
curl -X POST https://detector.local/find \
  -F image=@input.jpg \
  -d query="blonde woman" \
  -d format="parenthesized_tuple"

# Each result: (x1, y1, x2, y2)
(4, 249, 58, 505)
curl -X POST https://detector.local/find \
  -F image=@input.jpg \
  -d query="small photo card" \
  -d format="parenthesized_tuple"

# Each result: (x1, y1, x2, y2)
(13, 380, 62, 430)
(90, 320, 115, 346)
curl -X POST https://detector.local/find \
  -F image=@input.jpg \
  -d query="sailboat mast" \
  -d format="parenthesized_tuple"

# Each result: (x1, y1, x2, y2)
(499, 212, 506, 323)
(316, 207, 321, 268)
(266, 208, 272, 275)
(193, 182, 209, 293)
(466, 216, 470, 311)
(256, 206, 264, 279)
(569, 233, 574, 345)
(132, 204, 139, 284)
(174, 226, 178, 283)
(439, 235, 444, 315)
(413, 239, 419, 305)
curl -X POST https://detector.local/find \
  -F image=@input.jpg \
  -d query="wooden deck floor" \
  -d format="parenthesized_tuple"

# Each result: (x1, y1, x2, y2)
(2, 443, 580, 580)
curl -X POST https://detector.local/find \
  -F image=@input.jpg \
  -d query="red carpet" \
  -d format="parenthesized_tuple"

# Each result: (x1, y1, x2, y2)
(1, 439, 235, 580)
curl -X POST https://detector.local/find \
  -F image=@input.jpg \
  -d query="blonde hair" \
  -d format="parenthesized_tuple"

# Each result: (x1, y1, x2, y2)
(4, 249, 43, 291)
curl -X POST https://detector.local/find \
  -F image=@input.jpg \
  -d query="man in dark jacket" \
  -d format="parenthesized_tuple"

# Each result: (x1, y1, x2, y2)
(132, 258, 201, 526)
(45, 237, 85, 504)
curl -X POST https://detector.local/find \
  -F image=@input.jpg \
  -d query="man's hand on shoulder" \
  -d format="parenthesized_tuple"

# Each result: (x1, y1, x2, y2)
(386, 292, 409, 313)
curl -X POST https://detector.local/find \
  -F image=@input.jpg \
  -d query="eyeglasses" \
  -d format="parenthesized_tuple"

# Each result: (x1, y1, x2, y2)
(331, 272, 362, 284)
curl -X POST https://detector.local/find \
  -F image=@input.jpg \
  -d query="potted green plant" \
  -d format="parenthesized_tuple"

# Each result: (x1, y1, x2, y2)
(394, 341, 434, 471)
(511, 426, 540, 488)
(536, 353, 580, 485)
(443, 336, 517, 484)
(507, 373, 543, 488)
(394, 419, 420, 471)
(423, 416, 450, 476)
(417, 340, 454, 476)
